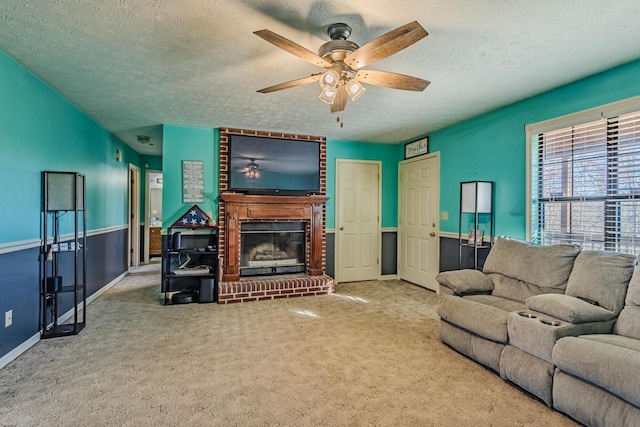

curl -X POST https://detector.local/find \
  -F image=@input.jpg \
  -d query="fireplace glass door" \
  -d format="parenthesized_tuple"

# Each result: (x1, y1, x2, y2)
(240, 222, 306, 276)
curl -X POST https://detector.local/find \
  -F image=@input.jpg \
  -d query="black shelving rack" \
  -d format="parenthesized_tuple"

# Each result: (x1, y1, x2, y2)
(162, 226, 218, 305)
(41, 171, 87, 338)
(458, 181, 494, 270)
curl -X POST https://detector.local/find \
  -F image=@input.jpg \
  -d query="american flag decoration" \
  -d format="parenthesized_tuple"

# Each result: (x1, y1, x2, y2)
(171, 204, 214, 228)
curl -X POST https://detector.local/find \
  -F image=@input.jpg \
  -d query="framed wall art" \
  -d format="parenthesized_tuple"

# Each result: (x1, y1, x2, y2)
(182, 160, 205, 203)
(404, 136, 429, 159)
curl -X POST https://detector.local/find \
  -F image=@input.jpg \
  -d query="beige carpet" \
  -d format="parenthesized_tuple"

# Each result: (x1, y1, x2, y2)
(0, 267, 578, 427)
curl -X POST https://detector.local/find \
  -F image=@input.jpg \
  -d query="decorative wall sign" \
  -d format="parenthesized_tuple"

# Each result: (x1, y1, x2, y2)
(182, 160, 205, 203)
(404, 137, 429, 159)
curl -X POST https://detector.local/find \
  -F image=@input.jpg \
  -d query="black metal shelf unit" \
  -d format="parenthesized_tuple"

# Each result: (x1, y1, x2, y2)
(458, 181, 494, 270)
(162, 226, 218, 305)
(41, 171, 87, 338)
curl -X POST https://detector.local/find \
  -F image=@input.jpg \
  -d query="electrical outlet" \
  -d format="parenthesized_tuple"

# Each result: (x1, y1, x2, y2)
(5, 310, 12, 327)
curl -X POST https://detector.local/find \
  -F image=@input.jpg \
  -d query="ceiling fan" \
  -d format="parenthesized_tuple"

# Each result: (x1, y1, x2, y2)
(233, 157, 277, 179)
(244, 159, 261, 179)
(254, 21, 430, 112)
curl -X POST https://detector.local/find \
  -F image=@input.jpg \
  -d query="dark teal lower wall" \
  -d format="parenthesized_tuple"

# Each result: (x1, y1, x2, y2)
(439, 236, 490, 272)
(0, 247, 40, 358)
(0, 228, 128, 360)
(325, 233, 488, 278)
(381, 232, 398, 275)
(325, 233, 335, 277)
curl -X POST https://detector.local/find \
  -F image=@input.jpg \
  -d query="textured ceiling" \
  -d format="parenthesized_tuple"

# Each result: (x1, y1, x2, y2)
(1, 1, 639, 155)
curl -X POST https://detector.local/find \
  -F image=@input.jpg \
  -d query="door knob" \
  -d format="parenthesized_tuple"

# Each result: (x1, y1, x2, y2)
(339, 226, 344, 231)
(430, 232, 436, 237)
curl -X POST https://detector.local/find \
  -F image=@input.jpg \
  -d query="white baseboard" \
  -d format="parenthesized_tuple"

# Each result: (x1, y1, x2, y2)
(0, 332, 40, 370)
(1, 271, 128, 370)
(380, 274, 399, 280)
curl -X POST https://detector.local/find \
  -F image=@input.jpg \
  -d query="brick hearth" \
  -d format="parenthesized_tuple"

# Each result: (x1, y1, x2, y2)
(218, 274, 334, 304)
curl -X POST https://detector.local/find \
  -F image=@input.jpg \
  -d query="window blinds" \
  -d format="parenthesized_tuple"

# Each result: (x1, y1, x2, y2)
(532, 111, 640, 253)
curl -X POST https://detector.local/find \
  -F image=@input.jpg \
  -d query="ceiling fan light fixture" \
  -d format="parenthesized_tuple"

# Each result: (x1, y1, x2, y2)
(346, 79, 366, 101)
(319, 69, 340, 90)
(246, 169, 260, 179)
(246, 160, 260, 179)
(319, 87, 337, 104)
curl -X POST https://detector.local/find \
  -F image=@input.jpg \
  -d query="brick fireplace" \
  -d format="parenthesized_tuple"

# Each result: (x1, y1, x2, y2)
(217, 128, 333, 304)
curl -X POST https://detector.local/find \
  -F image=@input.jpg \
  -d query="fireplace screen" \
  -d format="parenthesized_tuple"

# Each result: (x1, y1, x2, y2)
(240, 222, 306, 276)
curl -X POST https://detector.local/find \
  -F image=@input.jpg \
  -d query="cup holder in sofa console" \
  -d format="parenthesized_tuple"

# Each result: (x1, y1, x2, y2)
(539, 319, 562, 326)
(518, 311, 537, 319)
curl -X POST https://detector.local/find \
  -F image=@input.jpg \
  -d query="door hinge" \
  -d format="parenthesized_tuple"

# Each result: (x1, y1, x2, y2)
(377, 258, 379, 265)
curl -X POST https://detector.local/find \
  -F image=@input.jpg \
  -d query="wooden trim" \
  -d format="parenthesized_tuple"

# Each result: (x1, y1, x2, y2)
(220, 192, 328, 281)
(220, 193, 328, 205)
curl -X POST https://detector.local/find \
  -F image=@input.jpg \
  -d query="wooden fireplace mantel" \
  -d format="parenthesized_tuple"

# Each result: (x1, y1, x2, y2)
(220, 192, 329, 282)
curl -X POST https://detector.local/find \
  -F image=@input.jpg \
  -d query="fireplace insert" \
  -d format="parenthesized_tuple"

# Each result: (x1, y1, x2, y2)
(240, 221, 306, 276)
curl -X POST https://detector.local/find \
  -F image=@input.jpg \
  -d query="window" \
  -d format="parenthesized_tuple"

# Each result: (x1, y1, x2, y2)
(529, 105, 640, 254)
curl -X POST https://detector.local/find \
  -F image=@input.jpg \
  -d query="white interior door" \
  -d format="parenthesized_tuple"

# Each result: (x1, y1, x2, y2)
(398, 154, 439, 291)
(336, 160, 381, 283)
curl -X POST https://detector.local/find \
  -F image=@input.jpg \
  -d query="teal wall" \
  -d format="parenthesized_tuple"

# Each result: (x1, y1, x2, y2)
(140, 154, 163, 224)
(0, 47, 143, 362)
(325, 140, 403, 229)
(0, 49, 140, 244)
(431, 59, 640, 239)
(142, 155, 163, 171)
(158, 133, 401, 230)
(162, 125, 218, 228)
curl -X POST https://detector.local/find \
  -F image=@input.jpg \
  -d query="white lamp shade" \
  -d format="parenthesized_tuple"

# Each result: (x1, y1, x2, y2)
(346, 79, 366, 101)
(319, 87, 337, 104)
(319, 69, 340, 90)
(461, 181, 492, 213)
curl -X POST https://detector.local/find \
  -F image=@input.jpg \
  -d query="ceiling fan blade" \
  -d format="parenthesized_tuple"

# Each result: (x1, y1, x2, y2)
(257, 74, 322, 93)
(254, 29, 333, 68)
(344, 21, 428, 69)
(354, 70, 430, 91)
(330, 86, 348, 113)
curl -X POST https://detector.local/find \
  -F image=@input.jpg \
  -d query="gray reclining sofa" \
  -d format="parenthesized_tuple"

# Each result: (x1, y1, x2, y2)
(436, 236, 640, 426)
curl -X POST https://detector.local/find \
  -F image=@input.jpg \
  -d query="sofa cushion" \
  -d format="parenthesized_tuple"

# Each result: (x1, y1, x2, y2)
(565, 250, 637, 315)
(525, 294, 616, 324)
(553, 370, 640, 427)
(483, 237, 580, 289)
(437, 294, 526, 343)
(626, 267, 640, 306)
(435, 269, 493, 295)
(488, 273, 565, 303)
(615, 307, 640, 340)
(615, 267, 640, 339)
(553, 335, 640, 408)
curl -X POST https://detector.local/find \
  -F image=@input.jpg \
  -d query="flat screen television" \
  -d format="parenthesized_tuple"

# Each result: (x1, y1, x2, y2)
(228, 134, 321, 195)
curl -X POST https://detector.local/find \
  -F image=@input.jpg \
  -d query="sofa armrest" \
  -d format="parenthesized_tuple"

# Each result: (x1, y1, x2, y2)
(525, 294, 616, 324)
(435, 269, 494, 296)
